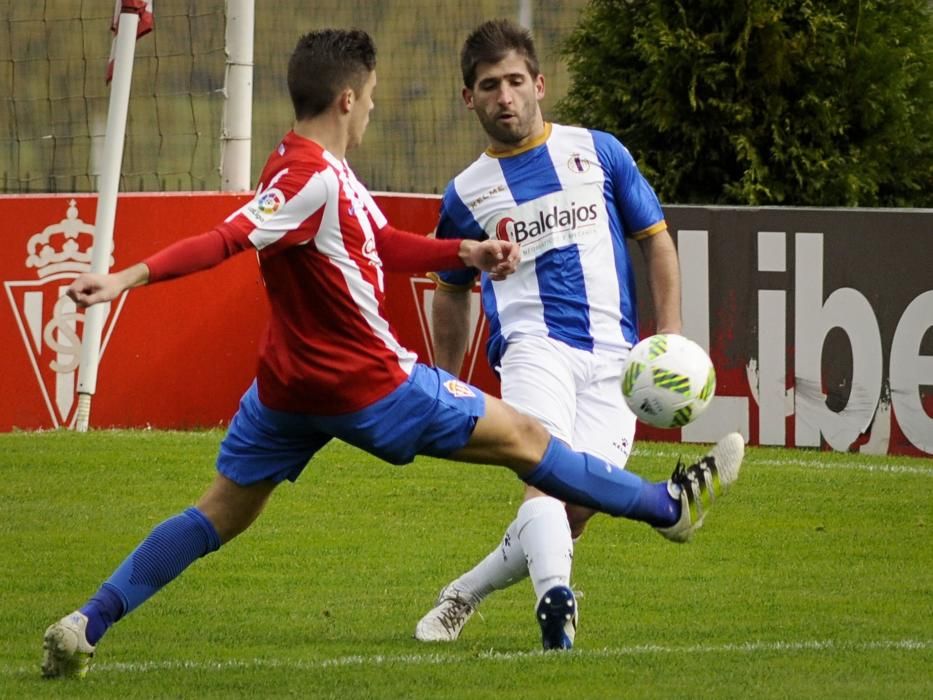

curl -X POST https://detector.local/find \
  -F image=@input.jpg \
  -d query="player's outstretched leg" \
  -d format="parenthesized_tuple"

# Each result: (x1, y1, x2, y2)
(462, 402, 745, 537)
(536, 584, 577, 650)
(518, 427, 744, 537)
(655, 432, 745, 543)
(41, 612, 95, 679)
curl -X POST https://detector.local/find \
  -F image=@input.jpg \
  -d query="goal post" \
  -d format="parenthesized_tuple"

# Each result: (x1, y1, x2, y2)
(220, 0, 254, 192)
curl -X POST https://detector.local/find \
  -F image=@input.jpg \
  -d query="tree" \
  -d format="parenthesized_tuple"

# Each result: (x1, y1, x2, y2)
(556, 0, 933, 206)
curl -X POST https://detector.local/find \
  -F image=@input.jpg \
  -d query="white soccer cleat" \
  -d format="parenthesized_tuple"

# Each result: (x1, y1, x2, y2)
(656, 432, 744, 543)
(41, 611, 96, 679)
(414, 585, 478, 642)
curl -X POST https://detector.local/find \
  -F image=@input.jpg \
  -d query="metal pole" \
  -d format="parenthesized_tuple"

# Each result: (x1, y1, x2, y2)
(220, 0, 255, 192)
(74, 10, 140, 432)
(519, 0, 533, 30)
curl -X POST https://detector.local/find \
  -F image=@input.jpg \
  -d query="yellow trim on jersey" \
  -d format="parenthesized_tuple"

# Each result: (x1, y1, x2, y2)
(427, 271, 474, 292)
(485, 123, 553, 159)
(631, 220, 668, 241)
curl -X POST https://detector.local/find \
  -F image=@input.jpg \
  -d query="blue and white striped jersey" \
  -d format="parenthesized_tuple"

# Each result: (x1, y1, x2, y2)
(435, 122, 666, 368)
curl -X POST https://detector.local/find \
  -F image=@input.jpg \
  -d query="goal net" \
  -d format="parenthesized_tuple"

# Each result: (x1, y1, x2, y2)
(1, 0, 587, 195)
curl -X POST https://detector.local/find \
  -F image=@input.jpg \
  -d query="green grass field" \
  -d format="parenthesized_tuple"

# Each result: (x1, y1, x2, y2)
(1, 429, 931, 698)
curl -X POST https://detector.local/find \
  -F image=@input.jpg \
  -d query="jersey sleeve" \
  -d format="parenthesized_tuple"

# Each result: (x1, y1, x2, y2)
(216, 165, 330, 256)
(143, 227, 253, 283)
(593, 131, 666, 240)
(374, 225, 464, 272)
(433, 181, 487, 288)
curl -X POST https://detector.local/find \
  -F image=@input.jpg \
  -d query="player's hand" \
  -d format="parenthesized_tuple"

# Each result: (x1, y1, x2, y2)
(460, 239, 521, 281)
(66, 263, 150, 307)
(66, 273, 124, 307)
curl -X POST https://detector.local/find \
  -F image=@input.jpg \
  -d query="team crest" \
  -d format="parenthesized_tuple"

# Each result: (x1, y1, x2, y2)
(567, 153, 591, 174)
(443, 379, 477, 399)
(3, 200, 127, 427)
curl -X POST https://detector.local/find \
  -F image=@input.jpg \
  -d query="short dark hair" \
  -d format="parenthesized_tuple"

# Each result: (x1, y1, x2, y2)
(287, 29, 377, 120)
(460, 19, 539, 89)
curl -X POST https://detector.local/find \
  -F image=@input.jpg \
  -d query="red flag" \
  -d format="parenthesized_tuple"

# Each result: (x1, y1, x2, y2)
(106, 0, 154, 84)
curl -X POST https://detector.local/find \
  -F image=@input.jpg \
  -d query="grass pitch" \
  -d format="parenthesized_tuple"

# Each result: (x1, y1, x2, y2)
(0, 429, 930, 698)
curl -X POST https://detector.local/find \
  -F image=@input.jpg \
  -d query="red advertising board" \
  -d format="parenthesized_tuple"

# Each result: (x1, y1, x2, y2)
(1, 193, 930, 458)
(0, 192, 494, 432)
(2, 193, 258, 429)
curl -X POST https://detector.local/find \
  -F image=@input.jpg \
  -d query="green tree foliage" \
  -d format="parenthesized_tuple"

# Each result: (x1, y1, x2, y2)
(557, 0, 933, 206)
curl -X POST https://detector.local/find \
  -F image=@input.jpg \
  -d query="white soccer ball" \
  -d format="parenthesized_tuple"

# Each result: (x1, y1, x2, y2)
(621, 334, 716, 429)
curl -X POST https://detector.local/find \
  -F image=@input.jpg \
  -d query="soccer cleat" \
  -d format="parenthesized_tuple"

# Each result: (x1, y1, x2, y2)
(656, 432, 744, 543)
(536, 584, 577, 650)
(414, 585, 478, 642)
(41, 611, 96, 679)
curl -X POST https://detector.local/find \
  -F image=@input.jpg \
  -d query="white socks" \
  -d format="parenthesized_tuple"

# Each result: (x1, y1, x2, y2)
(450, 496, 573, 605)
(515, 496, 573, 602)
(451, 518, 527, 602)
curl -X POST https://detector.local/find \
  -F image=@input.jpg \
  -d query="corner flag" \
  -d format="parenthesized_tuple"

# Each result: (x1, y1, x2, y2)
(75, 1, 154, 432)
(106, 0, 154, 84)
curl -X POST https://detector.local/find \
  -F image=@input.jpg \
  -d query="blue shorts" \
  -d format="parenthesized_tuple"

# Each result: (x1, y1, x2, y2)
(216, 364, 487, 485)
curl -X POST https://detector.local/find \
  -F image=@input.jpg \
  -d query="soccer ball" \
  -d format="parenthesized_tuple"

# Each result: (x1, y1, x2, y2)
(621, 334, 716, 429)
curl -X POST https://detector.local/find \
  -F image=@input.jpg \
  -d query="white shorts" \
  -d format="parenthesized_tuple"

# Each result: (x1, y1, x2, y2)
(499, 334, 636, 468)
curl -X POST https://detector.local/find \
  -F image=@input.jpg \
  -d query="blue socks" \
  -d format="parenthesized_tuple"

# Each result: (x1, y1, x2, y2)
(80, 507, 221, 645)
(80, 584, 123, 647)
(523, 437, 680, 527)
(76, 442, 676, 647)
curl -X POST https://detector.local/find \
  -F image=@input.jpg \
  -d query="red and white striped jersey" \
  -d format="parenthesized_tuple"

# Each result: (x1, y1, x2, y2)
(217, 132, 419, 415)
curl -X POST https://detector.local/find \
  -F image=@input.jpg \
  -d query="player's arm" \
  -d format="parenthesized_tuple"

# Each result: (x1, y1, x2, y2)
(600, 130, 683, 334)
(66, 262, 151, 307)
(424, 183, 498, 374)
(68, 167, 333, 308)
(638, 228, 682, 335)
(374, 221, 515, 374)
(375, 225, 518, 278)
(66, 228, 250, 308)
(430, 281, 473, 374)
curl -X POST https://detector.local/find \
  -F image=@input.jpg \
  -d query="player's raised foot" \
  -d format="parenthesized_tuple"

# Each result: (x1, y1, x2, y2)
(536, 584, 577, 651)
(414, 584, 478, 642)
(655, 432, 745, 543)
(41, 611, 96, 679)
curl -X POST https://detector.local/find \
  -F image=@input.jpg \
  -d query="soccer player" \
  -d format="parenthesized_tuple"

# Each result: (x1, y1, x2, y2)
(42, 28, 743, 679)
(414, 19, 742, 650)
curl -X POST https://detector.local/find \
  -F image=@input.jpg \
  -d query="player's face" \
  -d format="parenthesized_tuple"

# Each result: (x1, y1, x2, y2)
(348, 70, 377, 150)
(464, 50, 545, 151)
